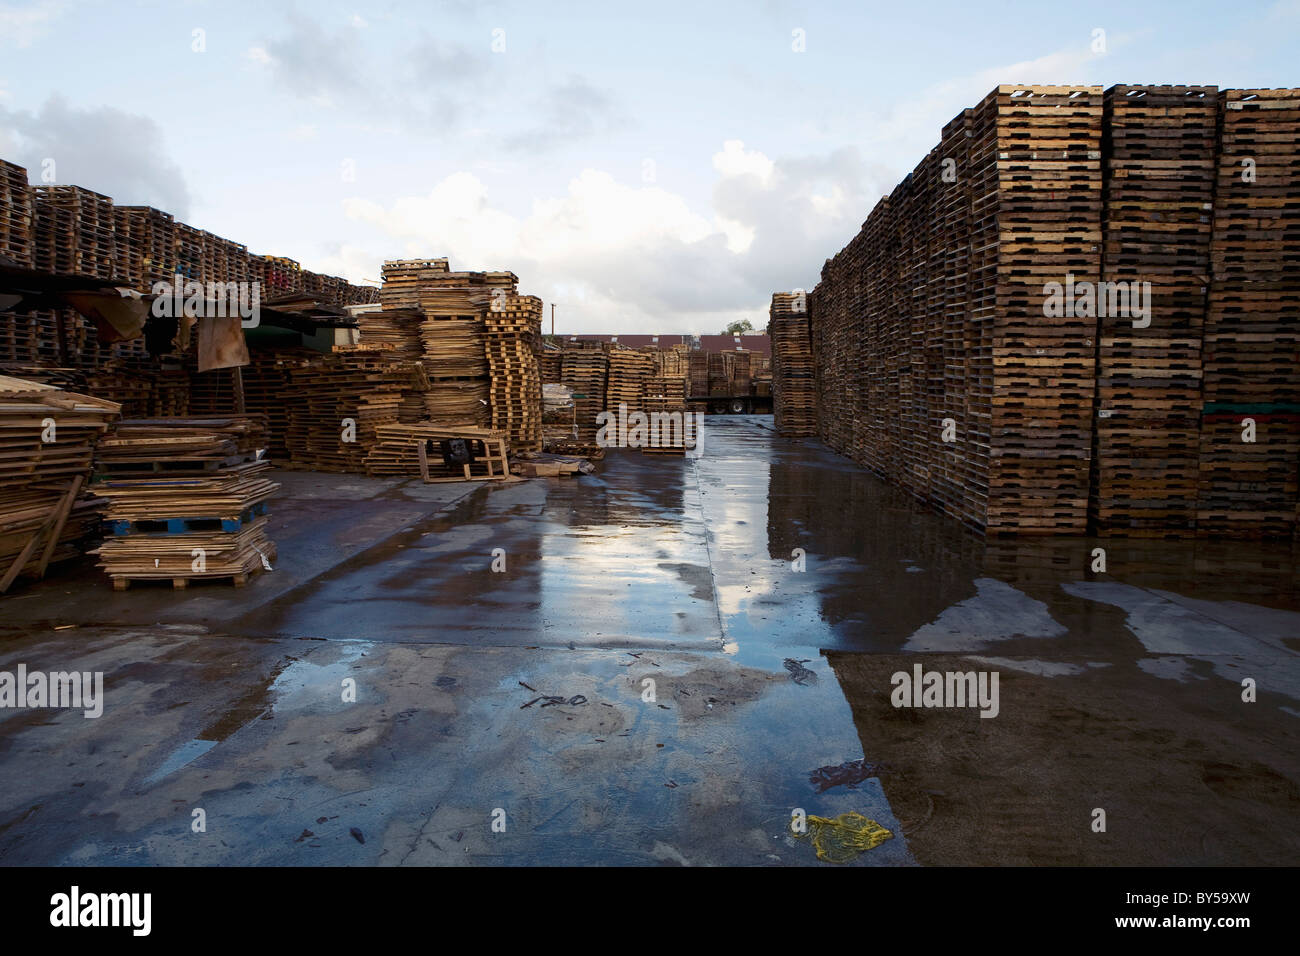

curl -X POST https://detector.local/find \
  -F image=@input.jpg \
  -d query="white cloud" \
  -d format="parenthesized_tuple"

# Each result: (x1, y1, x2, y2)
(246, 46, 272, 65)
(0, 0, 63, 48)
(350, 14, 368, 29)
(334, 139, 868, 333)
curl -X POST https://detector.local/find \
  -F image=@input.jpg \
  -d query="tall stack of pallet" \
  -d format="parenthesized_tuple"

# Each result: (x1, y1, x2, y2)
(606, 348, 655, 414)
(483, 294, 543, 451)
(1200, 88, 1300, 536)
(1093, 86, 1218, 536)
(969, 85, 1104, 534)
(113, 206, 176, 291)
(769, 292, 817, 436)
(90, 417, 277, 590)
(561, 347, 609, 441)
(0, 161, 33, 366)
(802, 82, 1299, 538)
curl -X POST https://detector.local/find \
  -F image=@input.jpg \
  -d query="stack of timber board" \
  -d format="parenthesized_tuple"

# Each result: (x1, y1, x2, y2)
(1093, 86, 1218, 536)
(1199, 88, 1300, 536)
(363, 422, 509, 481)
(769, 292, 816, 435)
(561, 348, 609, 441)
(89, 417, 277, 589)
(0, 375, 120, 592)
(605, 348, 656, 415)
(483, 294, 543, 451)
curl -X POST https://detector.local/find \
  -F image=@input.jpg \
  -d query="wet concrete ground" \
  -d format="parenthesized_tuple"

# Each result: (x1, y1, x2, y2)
(1, 416, 1297, 865)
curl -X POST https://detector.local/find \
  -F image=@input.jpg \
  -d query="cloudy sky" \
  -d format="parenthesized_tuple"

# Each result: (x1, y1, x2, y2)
(1, 0, 1296, 332)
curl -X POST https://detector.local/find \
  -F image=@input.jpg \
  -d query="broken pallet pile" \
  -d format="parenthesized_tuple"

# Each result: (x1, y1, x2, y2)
(0, 375, 120, 593)
(89, 417, 277, 590)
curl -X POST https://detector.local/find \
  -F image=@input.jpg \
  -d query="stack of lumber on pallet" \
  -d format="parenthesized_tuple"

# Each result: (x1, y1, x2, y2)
(483, 295, 543, 451)
(1093, 86, 1218, 536)
(363, 422, 509, 481)
(89, 417, 277, 590)
(605, 348, 656, 415)
(1199, 88, 1300, 536)
(769, 292, 816, 435)
(0, 376, 120, 592)
(560, 348, 609, 441)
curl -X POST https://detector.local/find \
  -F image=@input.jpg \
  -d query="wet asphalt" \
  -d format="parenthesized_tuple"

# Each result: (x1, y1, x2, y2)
(0, 416, 1296, 865)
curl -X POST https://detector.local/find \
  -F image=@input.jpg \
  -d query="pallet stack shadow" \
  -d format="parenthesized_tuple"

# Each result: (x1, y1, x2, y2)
(89, 417, 278, 589)
(802, 83, 1299, 538)
(0, 375, 120, 593)
(770, 292, 817, 436)
(1200, 89, 1300, 536)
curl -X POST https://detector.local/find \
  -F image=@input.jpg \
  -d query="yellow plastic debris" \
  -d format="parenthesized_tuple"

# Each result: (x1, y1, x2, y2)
(791, 811, 893, 863)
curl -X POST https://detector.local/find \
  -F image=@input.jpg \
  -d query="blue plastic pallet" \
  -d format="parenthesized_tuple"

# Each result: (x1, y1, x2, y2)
(105, 501, 268, 536)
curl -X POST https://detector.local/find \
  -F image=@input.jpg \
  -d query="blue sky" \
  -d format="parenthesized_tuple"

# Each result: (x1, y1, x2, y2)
(1, 0, 1297, 332)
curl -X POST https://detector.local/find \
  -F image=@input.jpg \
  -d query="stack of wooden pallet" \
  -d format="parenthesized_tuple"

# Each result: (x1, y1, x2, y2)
(769, 292, 816, 435)
(561, 348, 609, 441)
(605, 348, 655, 414)
(113, 206, 176, 291)
(258, 255, 302, 297)
(0, 375, 120, 592)
(1093, 86, 1218, 536)
(538, 348, 563, 384)
(641, 396, 693, 455)
(970, 85, 1104, 535)
(0, 160, 33, 367)
(281, 350, 423, 472)
(363, 422, 509, 481)
(687, 351, 709, 398)
(1199, 88, 1300, 536)
(0, 159, 31, 266)
(89, 417, 277, 590)
(483, 294, 543, 451)
(380, 259, 450, 310)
